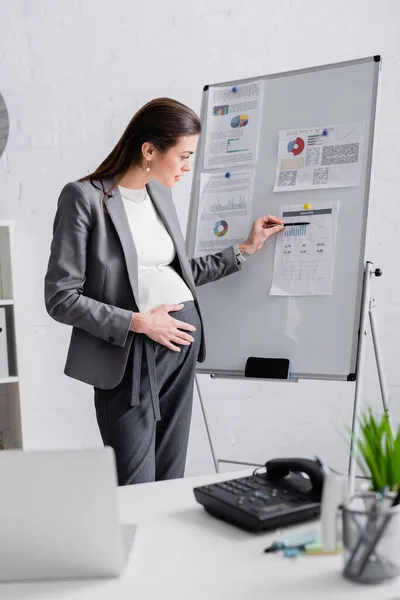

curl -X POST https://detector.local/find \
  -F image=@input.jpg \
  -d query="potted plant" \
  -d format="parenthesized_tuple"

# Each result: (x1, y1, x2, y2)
(342, 409, 400, 583)
(355, 408, 400, 493)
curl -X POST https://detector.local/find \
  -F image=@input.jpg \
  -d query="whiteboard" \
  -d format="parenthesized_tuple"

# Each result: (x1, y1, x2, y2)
(186, 57, 380, 380)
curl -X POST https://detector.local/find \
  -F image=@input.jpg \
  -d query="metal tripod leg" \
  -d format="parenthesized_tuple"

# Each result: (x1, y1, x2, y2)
(369, 301, 390, 416)
(195, 374, 219, 473)
(348, 263, 371, 496)
(348, 262, 389, 495)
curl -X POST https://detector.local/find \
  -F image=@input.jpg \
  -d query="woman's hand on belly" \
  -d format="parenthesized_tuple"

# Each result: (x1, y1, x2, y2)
(130, 304, 196, 352)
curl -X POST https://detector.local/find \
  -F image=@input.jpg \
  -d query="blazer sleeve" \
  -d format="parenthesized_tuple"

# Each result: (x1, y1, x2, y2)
(189, 246, 241, 287)
(44, 182, 132, 347)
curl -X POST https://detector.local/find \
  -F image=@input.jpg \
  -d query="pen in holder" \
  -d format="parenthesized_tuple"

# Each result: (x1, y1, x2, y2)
(342, 491, 400, 584)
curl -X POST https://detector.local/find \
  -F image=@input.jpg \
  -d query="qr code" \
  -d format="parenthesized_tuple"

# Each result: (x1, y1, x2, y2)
(313, 168, 328, 185)
(321, 143, 359, 165)
(278, 170, 297, 187)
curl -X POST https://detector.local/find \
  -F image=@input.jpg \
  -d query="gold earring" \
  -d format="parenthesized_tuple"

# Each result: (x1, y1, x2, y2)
(145, 161, 151, 173)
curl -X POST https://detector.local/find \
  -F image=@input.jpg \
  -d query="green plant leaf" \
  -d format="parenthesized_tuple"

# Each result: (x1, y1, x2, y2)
(347, 408, 400, 491)
(356, 438, 384, 490)
(384, 428, 394, 489)
(393, 428, 400, 489)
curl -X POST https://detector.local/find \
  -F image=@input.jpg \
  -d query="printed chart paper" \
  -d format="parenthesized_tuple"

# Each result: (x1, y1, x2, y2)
(195, 171, 254, 256)
(203, 82, 263, 170)
(273, 122, 364, 191)
(270, 202, 339, 296)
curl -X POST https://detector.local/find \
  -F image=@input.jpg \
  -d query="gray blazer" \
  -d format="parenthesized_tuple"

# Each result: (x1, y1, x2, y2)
(44, 178, 241, 389)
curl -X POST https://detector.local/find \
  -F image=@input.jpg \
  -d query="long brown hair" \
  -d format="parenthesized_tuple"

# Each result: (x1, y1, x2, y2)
(81, 97, 201, 192)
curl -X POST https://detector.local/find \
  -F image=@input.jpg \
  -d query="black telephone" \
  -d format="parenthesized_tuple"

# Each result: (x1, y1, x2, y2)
(193, 457, 325, 532)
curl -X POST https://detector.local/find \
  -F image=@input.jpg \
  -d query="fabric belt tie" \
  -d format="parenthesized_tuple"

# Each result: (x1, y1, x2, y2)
(130, 333, 161, 422)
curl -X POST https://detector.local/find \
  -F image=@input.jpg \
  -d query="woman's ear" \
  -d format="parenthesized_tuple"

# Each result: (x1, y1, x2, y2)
(141, 142, 155, 161)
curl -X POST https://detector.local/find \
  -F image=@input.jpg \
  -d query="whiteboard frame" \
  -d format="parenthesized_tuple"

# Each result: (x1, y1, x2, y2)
(186, 56, 381, 382)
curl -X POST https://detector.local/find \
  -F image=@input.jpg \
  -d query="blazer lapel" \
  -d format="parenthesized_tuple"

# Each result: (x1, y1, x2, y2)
(146, 181, 196, 296)
(104, 183, 139, 304)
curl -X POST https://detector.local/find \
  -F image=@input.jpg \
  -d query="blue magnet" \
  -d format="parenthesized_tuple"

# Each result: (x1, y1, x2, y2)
(232, 86, 238, 93)
(322, 129, 329, 136)
(225, 172, 231, 178)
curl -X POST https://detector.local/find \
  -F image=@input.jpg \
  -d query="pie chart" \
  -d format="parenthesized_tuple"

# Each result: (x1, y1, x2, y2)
(287, 136, 305, 156)
(213, 220, 228, 237)
(231, 114, 249, 128)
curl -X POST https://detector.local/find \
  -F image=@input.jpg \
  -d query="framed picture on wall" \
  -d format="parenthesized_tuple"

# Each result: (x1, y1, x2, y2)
(0, 91, 9, 159)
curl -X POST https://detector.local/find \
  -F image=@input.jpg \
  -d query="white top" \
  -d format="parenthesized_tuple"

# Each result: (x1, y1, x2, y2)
(2, 469, 397, 599)
(119, 186, 193, 312)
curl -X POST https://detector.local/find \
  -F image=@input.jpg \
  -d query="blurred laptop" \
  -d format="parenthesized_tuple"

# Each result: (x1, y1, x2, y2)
(0, 447, 137, 581)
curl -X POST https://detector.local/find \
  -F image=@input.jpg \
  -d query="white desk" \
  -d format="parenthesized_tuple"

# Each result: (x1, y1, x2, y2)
(1, 470, 399, 599)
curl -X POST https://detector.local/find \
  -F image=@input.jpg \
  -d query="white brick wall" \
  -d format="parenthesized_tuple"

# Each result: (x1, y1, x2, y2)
(0, 0, 399, 476)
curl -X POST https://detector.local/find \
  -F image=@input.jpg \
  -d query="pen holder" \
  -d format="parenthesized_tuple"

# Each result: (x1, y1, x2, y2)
(342, 492, 400, 584)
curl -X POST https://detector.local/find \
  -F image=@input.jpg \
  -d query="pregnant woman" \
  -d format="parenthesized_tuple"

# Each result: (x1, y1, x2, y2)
(45, 97, 283, 485)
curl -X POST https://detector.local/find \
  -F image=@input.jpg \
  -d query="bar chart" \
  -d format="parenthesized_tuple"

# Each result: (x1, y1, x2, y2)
(284, 224, 307, 237)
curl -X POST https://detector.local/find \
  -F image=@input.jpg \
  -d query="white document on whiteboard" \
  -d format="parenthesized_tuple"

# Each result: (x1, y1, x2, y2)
(273, 122, 364, 191)
(270, 202, 339, 296)
(194, 170, 254, 256)
(203, 81, 263, 170)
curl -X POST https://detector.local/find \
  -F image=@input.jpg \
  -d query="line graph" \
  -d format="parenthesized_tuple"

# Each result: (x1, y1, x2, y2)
(209, 195, 247, 212)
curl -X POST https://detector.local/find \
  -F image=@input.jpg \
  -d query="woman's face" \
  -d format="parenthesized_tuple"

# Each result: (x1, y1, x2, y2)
(148, 135, 199, 188)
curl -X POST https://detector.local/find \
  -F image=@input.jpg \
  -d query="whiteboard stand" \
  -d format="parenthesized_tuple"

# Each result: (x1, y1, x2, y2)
(186, 57, 383, 484)
(196, 261, 390, 490)
(195, 374, 219, 472)
(195, 374, 297, 474)
(348, 261, 390, 496)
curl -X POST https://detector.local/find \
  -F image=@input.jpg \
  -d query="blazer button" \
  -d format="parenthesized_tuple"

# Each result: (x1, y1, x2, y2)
(108, 336, 115, 343)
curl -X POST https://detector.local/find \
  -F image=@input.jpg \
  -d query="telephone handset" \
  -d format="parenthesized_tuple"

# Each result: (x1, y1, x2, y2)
(194, 457, 325, 532)
(265, 457, 325, 502)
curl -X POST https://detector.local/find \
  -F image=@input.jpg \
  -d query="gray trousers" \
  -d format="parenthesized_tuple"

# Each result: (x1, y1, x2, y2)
(94, 302, 201, 486)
